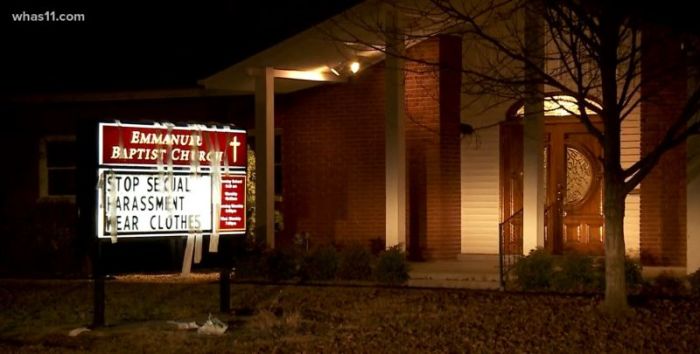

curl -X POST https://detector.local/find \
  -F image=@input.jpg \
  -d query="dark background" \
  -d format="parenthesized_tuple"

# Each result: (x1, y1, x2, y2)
(2, 1, 699, 95)
(1, 0, 359, 94)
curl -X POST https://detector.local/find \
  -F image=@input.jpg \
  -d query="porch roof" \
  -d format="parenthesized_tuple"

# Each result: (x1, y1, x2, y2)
(198, 0, 447, 94)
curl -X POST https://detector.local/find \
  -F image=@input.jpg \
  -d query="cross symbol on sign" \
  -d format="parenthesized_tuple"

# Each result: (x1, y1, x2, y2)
(230, 136, 241, 163)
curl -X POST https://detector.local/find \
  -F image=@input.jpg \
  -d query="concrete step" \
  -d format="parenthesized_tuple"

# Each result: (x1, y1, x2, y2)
(456, 254, 500, 263)
(408, 261, 500, 275)
(408, 260, 501, 289)
(407, 277, 500, 290)
(409, 271, 499, 282)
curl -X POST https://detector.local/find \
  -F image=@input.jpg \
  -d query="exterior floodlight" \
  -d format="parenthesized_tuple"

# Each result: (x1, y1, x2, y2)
(350, 61, 360, 74)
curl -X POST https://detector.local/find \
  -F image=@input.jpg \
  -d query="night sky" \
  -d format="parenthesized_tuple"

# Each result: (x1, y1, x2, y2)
(1, 1, 359, 94)
(3, 1, 698, 96)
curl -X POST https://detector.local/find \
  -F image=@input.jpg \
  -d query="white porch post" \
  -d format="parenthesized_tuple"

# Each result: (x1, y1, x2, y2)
(385, 8, 407, 249)
(255, 67, 276, 249)
(687, 56, 700, 273)
(522, 4, 545, 254)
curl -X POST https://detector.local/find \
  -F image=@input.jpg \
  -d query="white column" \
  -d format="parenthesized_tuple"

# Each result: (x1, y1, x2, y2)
(523, 110, 545, 253)
(687, 58, 700, 273)
(522, 4, 545, 254)
(385, 9, 407, 249)
(255, 67, 275, 249)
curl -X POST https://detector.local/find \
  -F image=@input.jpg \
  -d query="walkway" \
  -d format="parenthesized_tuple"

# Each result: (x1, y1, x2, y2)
(408, 255, 500, 289)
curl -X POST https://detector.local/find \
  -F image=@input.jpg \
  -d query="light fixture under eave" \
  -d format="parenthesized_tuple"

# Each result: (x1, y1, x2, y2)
(349, 61, 360, 74)
(330, 67, 340, 76)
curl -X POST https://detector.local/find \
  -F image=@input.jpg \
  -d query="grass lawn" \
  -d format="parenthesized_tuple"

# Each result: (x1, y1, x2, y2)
(1, 275, 699, 353)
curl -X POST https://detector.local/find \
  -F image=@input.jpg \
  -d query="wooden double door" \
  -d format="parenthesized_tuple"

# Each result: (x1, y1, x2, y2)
(501, 118, 604, 255)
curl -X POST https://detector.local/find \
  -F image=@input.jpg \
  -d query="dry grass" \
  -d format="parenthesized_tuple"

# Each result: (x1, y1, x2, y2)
(1, 278, 700, 353)
(248, 309, 302, 332)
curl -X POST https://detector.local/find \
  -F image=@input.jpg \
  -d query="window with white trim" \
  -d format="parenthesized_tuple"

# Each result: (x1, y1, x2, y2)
(39, 136, 76, 199)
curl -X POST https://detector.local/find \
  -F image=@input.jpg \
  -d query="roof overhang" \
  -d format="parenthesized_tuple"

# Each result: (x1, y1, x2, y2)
(198, 2, 382, 94)
(198, 0, 453, 94)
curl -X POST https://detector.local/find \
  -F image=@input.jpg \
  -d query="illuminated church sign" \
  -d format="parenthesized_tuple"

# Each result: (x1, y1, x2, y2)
(96, 122, 247, 239)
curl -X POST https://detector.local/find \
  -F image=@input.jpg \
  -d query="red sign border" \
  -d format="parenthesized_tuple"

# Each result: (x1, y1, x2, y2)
(98, 122, 247, 169)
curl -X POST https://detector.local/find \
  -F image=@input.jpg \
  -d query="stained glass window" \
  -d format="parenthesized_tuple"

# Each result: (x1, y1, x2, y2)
(565, 147, 593, 204)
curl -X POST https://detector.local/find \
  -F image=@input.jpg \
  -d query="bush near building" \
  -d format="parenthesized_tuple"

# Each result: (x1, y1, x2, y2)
(513, 249, 645, 293)
(232, 241, 410, 285)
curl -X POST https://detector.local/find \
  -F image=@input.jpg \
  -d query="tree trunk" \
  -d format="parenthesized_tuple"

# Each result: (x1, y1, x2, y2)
(603, 181, 628, 313)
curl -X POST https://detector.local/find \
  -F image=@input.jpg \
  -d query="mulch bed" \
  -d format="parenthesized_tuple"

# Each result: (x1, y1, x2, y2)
(1, 277, 699, 353)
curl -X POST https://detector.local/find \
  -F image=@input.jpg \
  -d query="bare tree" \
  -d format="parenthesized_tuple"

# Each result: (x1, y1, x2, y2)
(327, 0, 700, 313)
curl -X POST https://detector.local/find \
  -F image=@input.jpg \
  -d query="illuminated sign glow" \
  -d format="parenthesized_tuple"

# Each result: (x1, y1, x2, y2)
(99, 123, 246, 168)
(96, 122, 247, 238)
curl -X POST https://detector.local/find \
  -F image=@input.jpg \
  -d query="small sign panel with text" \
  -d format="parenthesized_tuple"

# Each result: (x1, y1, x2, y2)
(219, 175, 246, 232)
(99, 172, 213, 235)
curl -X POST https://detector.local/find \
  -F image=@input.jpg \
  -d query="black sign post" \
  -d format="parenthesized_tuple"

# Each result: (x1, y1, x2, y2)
(77, 120, 105, 327)
(219, 236, 232, 313)
(92, 241, 105, 327)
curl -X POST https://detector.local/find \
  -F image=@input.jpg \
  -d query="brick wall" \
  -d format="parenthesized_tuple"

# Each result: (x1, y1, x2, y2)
(278, 36, 462, 259)
(640, 28, 687, 267)
(276, 63, 386, 249)
(405, 36, 462, 259)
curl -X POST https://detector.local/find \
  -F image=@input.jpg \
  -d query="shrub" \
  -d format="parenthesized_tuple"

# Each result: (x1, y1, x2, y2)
(337, 244, 373, 280)
(231, 254, 264, 279)
(643, 272, 687, 296)
(300, 246, 338, 281)
(592, 256, 643, 293)
(374, 246, 410, 285)
(624, 257, 644, 290)
(514, 248, 554, 291)
(551, 253, 600, 292)
(515, 252, 643, 294)
(689, 269, 700, 296)
(262, 248, 297, 282)
(369, 238, 385, 256)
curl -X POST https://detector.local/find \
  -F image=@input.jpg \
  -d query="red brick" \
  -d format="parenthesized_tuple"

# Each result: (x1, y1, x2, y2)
(277, 37, 462, 259)
(640, 27, 687, 267)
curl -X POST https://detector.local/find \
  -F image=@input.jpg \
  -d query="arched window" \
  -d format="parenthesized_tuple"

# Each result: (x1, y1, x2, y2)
(509, 94, 601, 118)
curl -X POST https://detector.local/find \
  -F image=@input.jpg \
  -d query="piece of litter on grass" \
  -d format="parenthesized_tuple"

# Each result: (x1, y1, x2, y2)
(167, 321, 200, 330)
(197, 314, 227, 335)
(68, 327, 91, 337)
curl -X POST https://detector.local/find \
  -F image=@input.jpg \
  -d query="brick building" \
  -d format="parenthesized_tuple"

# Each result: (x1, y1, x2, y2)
(2, 1, 698, 276)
